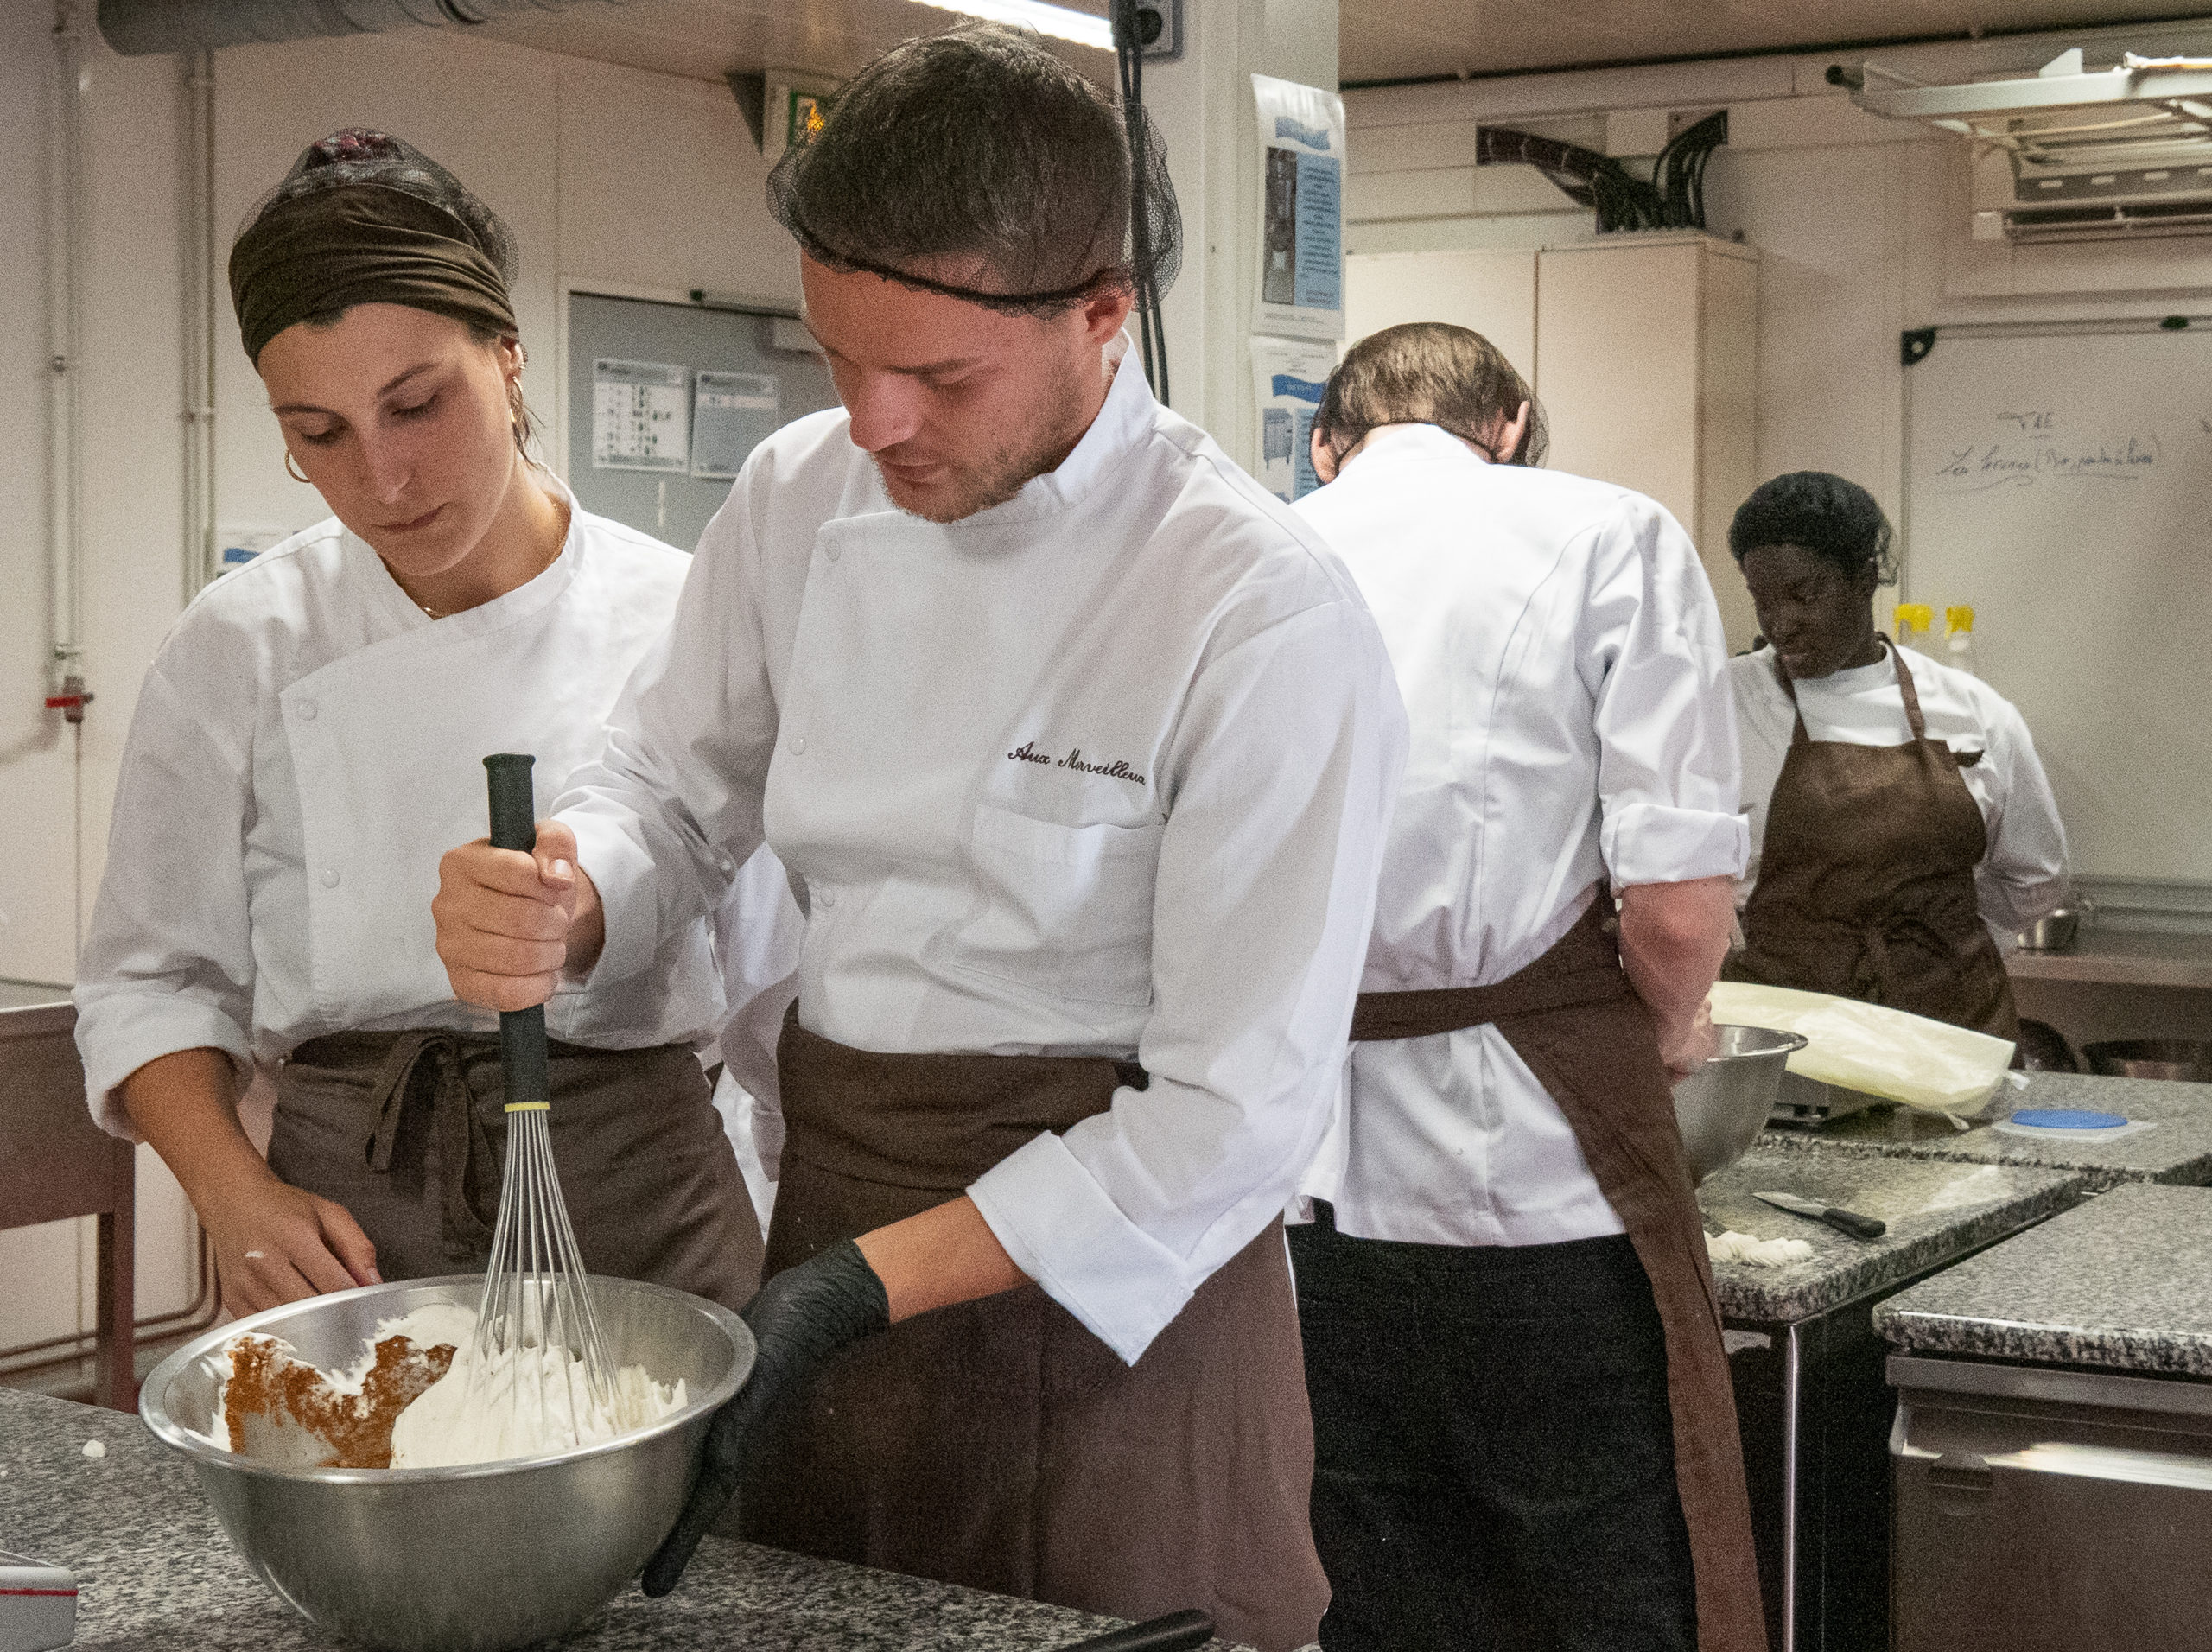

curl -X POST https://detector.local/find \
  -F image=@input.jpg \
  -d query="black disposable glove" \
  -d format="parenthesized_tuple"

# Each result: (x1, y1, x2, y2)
(640, 1238, 891, 1595)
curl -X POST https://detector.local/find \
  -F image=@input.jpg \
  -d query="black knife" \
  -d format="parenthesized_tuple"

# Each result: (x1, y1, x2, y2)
(1753, 1190, 1885, 1240)
(1053, 1610, 1216, 1651)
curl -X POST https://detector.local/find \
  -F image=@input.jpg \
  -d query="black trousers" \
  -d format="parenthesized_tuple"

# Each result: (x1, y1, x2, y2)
(1290, 1206, 1695, 1652)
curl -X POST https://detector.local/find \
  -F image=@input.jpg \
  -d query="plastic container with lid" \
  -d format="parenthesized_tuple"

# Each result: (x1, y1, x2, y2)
(1893, 602, 1936, 658)
(1943, 604, 1978, 677)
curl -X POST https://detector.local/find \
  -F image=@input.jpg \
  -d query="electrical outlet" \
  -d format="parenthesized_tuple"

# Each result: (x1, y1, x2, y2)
(1134, 0, 1182, 60)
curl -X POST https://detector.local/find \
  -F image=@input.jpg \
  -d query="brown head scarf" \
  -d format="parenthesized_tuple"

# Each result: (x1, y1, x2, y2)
(229, 130, 519, 365)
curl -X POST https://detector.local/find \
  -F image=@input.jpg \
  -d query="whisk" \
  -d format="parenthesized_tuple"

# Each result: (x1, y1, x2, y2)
(461, 752, 617, 1451)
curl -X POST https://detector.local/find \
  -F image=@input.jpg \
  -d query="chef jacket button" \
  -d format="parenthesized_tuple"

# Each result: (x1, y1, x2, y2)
(297, 701, 317, 721)
(321, 869, 340, 889)
(817, 888, 836, 909)
(826, 544, 842, 564)
(789, 735, 807, 755)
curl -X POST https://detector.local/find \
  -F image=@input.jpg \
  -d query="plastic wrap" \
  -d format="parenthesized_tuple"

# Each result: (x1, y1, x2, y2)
(1708, 982, 2014, 1115)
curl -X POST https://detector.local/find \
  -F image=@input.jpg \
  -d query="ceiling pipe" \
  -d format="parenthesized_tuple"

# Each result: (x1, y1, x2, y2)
(94, 0, 624, 57)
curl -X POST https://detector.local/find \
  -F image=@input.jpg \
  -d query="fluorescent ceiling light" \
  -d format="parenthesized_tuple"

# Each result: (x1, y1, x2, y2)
(909, 1, 1114, 53)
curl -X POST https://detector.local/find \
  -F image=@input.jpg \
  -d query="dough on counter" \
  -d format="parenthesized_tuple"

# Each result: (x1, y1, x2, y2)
(1706, 1229, 1813, 1268)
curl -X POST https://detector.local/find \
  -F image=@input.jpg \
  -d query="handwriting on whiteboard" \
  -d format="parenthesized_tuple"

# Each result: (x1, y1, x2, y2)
(1932, 410, 2164, 492)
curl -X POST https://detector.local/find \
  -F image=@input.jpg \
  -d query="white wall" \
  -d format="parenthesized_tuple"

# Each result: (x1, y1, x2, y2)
(0, 12, 801, 1362)
(1344, 18, 2212, 545)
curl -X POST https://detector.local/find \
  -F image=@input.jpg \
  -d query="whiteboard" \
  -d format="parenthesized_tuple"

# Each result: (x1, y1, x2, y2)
(1904, 322, 2212, 886)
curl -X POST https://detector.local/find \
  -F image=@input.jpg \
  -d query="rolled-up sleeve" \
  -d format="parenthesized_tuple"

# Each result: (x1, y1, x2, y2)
(969, 597, 1408, 1362)
(74, 665, 257, 1137)
(556, 481, 777, 985)
(1580, 499, 1748, 888)
(1975, 696, 2069, 937)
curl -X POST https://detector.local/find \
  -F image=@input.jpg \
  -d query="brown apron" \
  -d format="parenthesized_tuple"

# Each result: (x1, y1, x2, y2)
(1350, 900, 1769, 1652)
(1725, 643, 2018, 1039)
(271, 1032, 763, 1312)
(740, 1007, 1329, 1652)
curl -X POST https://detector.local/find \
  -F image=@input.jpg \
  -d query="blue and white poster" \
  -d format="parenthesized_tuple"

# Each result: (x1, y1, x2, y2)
(1250, 334, 1340, 503)
(1252, 74, 1346, 342)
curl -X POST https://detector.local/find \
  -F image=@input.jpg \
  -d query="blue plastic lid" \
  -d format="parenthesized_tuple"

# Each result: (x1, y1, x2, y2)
(2010, 1108, 2128, 1130)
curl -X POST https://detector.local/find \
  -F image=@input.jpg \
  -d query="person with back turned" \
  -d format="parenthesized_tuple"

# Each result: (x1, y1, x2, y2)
(429, 26, 1404, 1649)
(1290, 323, 1768, 1652)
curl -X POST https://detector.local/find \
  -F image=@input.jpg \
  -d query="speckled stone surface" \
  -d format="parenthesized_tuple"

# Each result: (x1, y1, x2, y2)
(1697, 1147, 2086, 1325)
(1875, 1182, 2212, 1376)
(1758, 1071, 2212, 1192)
(0, 1390, 1250, 1650)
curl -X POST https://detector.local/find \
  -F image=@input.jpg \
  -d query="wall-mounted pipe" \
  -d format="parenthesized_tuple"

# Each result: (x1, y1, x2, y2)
(96, 0, 624, 57)
(48, 2, 84, 707)
(180, 47, 216, 600)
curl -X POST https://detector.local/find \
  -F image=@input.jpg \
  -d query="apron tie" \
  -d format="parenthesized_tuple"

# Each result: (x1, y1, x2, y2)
(359, 1030, 499, 1265)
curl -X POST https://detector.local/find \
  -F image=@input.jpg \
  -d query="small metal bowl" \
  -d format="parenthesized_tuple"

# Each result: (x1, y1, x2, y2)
(1673, 1025, 1810, 1182)
(2016, 910, 2082, 951)
(140, 1275, 753, 1652)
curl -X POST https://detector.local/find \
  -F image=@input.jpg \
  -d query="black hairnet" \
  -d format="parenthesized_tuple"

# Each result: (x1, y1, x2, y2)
(767, 23, 1180, 316)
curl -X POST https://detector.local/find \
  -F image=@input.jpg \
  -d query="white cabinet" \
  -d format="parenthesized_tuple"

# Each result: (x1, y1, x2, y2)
(1344, 232, 1761, 651)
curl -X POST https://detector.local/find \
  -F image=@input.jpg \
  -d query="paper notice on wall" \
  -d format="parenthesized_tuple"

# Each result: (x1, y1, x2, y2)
(592, 359, 690, 472)
(1250, 334, 1339, 504)
(691, 372, 779, 480)
(1252, 74, 1346, 342)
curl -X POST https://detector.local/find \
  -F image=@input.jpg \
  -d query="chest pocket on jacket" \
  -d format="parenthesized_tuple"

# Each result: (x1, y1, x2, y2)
(953, 803, 1160, 1008)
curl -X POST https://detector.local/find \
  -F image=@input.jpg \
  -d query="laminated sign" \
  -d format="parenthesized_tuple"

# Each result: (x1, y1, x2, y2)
(1249, 335, 1339, 504)
(1251, 74, 1345, 341)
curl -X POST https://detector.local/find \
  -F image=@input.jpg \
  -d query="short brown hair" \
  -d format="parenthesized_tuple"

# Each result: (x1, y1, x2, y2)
(1313, 322, 1548, 467)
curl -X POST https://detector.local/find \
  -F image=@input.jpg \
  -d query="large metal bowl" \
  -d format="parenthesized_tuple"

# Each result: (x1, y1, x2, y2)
(2083, 1039, 2212, 1083)
(1672, 1025, 1810, 1182)
(140, 1275, 753, 1652)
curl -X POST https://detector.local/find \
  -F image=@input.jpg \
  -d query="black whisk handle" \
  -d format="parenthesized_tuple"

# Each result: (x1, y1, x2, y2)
(484, 753, 550, 1113)
(484, 753, 537, 853)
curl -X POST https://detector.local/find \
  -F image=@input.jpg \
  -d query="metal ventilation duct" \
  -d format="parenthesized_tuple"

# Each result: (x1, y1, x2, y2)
(96, 0, 620, 58)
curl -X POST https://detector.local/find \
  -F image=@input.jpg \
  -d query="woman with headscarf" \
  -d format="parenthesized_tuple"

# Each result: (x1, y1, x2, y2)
(73, 130, 763, 1316)
(1723, 471, 2069, 1038)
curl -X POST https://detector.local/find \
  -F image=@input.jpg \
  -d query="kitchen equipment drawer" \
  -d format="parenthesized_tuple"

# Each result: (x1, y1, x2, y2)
(1890, 1356, 2212, 1652)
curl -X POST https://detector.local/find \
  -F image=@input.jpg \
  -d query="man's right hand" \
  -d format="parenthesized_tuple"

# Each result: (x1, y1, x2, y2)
(201, 1166, 379, 1317)
(432, 819, 603, 1010)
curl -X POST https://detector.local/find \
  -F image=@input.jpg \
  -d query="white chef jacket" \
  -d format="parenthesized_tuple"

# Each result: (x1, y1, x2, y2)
(708, 842, 804, 1234)
(1731, 644, 2069, 947)
(1292, 424, 1747, 1248)
(75, 503, 725, 1137)
(557, 340, 1407, 1363)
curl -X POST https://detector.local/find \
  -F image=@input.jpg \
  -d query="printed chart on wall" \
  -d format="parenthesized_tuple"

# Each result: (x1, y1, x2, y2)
(592, 359, 690, 472)
(1903, 320, 2212, 886)
(1252, 75, 1345, 341)
(1250, 336, 1338, 504)
(567, 294, 840, 552)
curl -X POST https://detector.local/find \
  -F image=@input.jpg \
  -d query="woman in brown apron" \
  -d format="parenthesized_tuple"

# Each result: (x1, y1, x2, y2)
(73, 130, 760, 1320)
(1721, 473, 2061, 1039)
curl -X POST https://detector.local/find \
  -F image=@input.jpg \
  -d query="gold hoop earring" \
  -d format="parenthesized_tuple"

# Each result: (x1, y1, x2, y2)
(284, 451, 310, 484)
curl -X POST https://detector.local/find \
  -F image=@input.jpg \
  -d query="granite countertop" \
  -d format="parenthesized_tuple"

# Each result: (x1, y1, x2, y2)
(1875, 1182, 2212, 1376)
(1758, 1072, 2212, 1193)
(1697, 1147, 2086, 1324)
(0, 1390, 1246, 1650)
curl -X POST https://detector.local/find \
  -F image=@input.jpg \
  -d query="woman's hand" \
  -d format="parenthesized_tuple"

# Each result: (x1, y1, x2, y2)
(199, 1164, 380, 1317)
(120, 1047, 379, 1317)
(433, 819, 604, 1010)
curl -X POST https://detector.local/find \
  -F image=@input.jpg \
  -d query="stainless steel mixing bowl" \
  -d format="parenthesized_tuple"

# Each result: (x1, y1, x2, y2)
(140, 1275, 753, 1652)
(1673, 1025, 1810, 1182)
